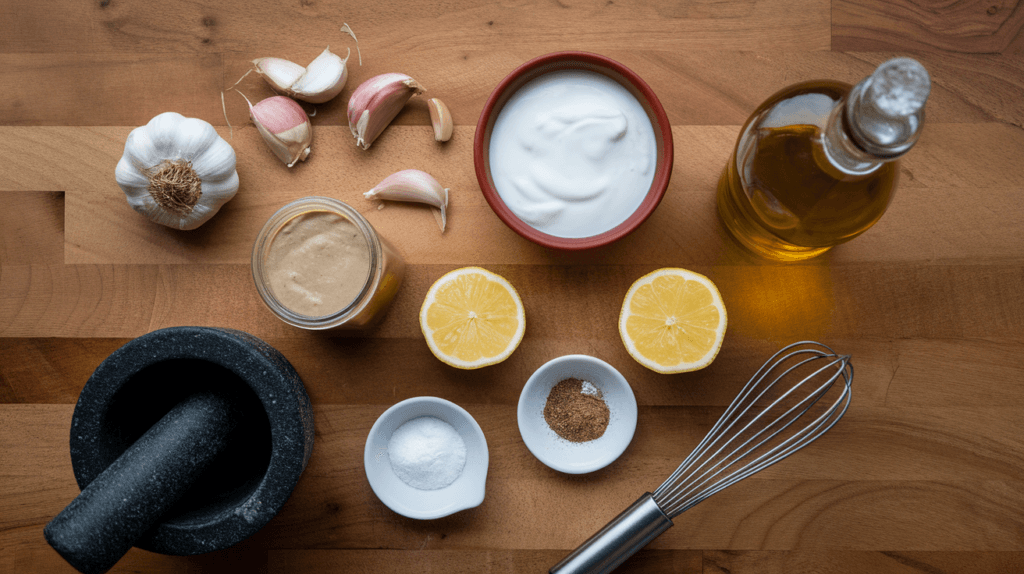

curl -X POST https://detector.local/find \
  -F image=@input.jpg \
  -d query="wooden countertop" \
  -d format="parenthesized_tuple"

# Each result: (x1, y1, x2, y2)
(2, 1, 1023, 572)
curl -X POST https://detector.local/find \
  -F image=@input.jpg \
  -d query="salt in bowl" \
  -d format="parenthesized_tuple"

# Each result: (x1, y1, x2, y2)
(364, 396, 488, 520)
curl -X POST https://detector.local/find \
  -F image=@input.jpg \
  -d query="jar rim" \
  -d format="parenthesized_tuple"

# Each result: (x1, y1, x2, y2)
(251, 196, 383, 330)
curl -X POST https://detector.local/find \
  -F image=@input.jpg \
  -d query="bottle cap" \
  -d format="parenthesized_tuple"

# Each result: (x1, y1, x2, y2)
(868, 58, 931, 116)
(846, 58, 931, 157)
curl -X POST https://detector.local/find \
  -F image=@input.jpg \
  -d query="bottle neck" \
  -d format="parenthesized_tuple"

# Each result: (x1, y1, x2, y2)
(823, 57, 930, 174)
(822, 99, 888, 175)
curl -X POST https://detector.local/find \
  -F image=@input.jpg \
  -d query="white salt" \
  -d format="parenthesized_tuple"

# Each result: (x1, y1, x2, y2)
(388, 416, 467, 490)
(581, 381, 601, 397)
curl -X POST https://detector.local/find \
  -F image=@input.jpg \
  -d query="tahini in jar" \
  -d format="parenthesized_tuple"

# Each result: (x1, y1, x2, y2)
(252, 197, 405, 330)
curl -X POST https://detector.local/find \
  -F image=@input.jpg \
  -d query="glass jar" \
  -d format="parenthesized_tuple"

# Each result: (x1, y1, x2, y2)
(252, 197, 405, 330)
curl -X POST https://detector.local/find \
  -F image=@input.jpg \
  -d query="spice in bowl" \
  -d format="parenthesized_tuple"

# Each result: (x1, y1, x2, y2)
(387, 416, 467, 490)
(543, 378, 610, 443)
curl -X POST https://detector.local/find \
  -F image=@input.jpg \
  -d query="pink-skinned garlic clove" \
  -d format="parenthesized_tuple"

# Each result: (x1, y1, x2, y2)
(347, 73, 424, 150)
(364, 169, 448, 232)
(427, 98, 453, 142)
(245, 95, 312, 167)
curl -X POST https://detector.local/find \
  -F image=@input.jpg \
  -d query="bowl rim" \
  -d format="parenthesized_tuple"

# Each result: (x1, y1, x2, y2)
(474, 50, 674, 251)
(364, 396, 489, 520)
(517, 354, 638, 474)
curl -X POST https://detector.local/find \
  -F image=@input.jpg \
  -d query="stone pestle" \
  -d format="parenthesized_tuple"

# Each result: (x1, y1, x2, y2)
(45, 391, 241, 574)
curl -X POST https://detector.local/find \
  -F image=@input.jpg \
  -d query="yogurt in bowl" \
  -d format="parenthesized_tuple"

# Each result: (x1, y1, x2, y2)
(475, 52, 674, 251)
(489, 70, 657, 238)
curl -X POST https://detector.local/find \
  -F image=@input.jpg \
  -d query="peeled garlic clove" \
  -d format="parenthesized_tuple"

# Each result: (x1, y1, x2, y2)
(247, 95, 312, 167)
(427, 98, 453, 142)
(364, 169, 449, 232)
(252, 57, 307, 94)
(347, 73, 424, 150)
(252, 48, 349, 104)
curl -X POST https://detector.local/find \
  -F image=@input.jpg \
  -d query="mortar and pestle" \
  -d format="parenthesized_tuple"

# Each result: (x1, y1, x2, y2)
(44, 327, 315, 574)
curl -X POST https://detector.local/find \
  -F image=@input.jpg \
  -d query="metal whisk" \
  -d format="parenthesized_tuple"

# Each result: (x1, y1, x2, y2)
(550, 341, 853, 574)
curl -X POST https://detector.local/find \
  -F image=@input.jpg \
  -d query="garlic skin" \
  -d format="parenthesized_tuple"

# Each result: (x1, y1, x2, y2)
(252, 47, 350, 104)
(364, 169, 449, 232)
(427, 98, 453, 142)
(347, 73, 424, 150)
(245, 95, 313, 167)
(115, 112, 239, 231)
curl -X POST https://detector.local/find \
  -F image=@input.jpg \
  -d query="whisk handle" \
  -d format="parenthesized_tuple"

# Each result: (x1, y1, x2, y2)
(549, 493, 673, 574)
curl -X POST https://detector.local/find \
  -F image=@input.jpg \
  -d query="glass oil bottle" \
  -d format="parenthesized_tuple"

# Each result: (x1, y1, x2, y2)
(717, 58, 931, 261)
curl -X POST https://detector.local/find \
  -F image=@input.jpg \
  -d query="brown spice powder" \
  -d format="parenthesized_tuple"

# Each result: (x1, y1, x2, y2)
(543, 378, 610, 443)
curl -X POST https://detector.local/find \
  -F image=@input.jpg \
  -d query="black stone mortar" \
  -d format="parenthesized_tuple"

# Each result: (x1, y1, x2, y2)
(44, 327, 315, 574)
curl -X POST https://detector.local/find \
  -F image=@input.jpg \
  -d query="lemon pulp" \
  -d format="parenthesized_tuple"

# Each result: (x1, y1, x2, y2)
(619, 268, 727, 373)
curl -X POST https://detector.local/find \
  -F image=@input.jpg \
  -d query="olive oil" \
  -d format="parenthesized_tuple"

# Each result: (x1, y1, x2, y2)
(718, 61, 930, 261)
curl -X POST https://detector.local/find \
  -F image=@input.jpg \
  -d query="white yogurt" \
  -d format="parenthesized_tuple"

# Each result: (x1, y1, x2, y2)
(489, 70, 657, 238)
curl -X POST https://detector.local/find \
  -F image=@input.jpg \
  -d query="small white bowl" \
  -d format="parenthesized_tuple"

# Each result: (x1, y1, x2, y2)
(517, 355, 638, 474)
(364, 397, 489, 520)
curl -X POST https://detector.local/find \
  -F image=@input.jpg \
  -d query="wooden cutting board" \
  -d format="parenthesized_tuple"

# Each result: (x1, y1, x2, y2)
(2, 1, 1023, 572)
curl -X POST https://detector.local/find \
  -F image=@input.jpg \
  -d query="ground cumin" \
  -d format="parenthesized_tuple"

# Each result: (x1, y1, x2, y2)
(543, 378, 610, 442)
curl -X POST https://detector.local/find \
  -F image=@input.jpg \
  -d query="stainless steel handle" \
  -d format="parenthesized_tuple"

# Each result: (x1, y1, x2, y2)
(550, 493, 674, 574)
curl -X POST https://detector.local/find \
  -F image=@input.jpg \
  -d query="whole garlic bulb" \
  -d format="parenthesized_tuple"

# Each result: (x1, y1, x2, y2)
(115, 112, 239, 230)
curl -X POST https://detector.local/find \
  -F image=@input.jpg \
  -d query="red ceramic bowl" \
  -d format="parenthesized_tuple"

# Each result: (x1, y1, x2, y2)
(474, 51, 673, 251)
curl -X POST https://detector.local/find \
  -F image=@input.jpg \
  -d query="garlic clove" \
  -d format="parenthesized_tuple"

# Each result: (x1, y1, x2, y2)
(290, 48, 349, 104)
(427, 98, 453, 142)
(347, 73, 425, 150)
(364, 169, 449, 232)
(252, 48, 349, 104)
(245, 95, 313, 167)
(171, 117, 220, 157)
(252, 57, 307, 94)
(198, 170, 240, 200)
(117, 129, 159, 185)
(115, 156, 149, 190)
(147, 112, 195, 157)
(187, 128, 237, 180)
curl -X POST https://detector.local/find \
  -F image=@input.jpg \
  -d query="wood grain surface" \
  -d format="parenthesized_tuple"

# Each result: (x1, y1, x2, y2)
(2, 0, 1023, 573)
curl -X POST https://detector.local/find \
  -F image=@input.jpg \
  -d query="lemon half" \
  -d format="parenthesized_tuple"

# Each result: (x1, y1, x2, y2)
(619, 268, 727, 374)
(420, 267, 526, 369)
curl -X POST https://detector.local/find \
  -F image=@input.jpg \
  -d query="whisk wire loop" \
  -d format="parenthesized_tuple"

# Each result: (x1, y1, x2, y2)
(652, 341, 853, 518)
(653, 352, 834, 505)
(654, 345, 838, 492)
(677, 376, 851, 514)
(655, 358, 846, 514)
